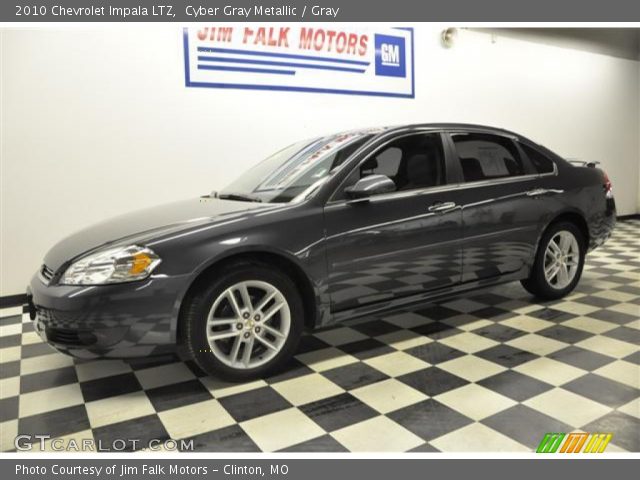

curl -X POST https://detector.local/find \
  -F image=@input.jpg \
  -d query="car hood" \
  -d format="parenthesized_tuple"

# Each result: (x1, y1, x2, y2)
(43, 197, 271, 272)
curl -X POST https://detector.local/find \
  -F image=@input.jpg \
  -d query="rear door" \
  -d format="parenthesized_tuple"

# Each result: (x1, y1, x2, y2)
(445, 131, 542, 282)
(323, 132, 463, 312)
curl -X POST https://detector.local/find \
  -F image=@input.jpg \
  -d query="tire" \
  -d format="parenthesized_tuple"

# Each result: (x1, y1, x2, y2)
(521, 221, 586, 300)
(181, 261, 304, 381)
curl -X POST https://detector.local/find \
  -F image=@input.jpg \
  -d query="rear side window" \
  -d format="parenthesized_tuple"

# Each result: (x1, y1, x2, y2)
(520, 143, 555, 174)
(451, 133, 525, 182)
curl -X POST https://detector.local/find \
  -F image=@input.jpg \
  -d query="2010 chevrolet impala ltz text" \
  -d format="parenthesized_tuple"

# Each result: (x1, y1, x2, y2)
(27, 124, 616, 380)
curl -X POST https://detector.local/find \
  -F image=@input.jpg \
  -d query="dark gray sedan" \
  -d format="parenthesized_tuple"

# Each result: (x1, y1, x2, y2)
(27, 124, 616, 380)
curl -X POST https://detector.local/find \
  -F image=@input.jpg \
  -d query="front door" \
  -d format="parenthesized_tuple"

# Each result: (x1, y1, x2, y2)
(323, 132, 463, 312)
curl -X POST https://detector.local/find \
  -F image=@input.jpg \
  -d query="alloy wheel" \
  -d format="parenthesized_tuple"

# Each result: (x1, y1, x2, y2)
(206, 280, 291, 369)
(543, 230, 580, 289)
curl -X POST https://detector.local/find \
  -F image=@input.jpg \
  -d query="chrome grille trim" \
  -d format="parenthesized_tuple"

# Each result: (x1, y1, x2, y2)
(40, 264, 54, 285)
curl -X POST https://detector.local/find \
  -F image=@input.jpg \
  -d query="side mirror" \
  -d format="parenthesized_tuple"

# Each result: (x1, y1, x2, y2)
(345, 174, 396, 199)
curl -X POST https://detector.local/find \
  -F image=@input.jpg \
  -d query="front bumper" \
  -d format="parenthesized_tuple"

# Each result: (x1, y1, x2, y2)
(27, 272, 189, 359)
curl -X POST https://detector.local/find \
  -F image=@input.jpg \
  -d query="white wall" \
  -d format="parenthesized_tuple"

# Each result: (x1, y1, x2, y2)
(1, 26, 639, 296)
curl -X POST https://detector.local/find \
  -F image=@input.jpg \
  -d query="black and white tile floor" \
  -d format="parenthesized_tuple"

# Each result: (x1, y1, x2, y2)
(1, 220, 638, 453)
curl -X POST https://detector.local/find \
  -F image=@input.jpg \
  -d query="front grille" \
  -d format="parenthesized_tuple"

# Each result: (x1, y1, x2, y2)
(40, 264, 54, 284)
(45, 327, 97, 346)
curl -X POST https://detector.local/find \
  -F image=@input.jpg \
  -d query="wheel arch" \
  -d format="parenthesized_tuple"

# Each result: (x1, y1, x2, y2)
(522, 209, 590, 300)
(535, 210, 590, 257)
(545, 211, 589, 247)
(174, 248, 321, 344)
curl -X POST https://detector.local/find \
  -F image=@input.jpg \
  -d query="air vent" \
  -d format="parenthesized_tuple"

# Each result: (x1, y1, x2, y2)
(45, 327, 97, 346)
(40, 265, 54, 284)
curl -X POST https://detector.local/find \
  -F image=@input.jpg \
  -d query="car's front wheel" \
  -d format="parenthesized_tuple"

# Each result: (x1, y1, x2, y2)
(521, 221, 586, 300)
(182, 261, 304, 381)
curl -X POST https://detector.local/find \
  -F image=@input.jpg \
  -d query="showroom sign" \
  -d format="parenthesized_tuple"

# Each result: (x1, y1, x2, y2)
(183, 26, 414, 98)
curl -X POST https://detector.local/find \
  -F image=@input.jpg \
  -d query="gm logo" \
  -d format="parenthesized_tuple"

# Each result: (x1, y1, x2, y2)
(374, 34, 406, 78)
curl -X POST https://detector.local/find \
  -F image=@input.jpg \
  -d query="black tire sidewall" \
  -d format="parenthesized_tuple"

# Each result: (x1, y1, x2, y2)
(184, 263, 304, 381)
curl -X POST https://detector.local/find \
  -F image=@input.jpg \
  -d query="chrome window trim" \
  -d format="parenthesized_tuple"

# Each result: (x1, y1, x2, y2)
(450, 161, 558, 190)
(325, 131, 558, 209)
(325, 173, 539, 209)
(326, 183, 459, 209)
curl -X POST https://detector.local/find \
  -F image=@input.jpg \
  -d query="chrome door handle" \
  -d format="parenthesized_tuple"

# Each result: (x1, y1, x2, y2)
(527, 188, 564, 197)
(526, 188, 548, 197)
(428, 201, 457, 213)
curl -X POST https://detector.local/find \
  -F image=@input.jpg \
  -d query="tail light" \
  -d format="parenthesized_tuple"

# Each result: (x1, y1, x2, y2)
(603, 171, 613, 199)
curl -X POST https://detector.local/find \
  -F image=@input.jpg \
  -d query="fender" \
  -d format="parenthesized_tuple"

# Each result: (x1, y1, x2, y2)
(532, 207, 590, 263)
(168, 244, 328, 342)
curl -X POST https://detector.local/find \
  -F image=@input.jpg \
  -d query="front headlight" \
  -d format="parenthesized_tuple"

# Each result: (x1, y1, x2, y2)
(60, 245, 161, 285)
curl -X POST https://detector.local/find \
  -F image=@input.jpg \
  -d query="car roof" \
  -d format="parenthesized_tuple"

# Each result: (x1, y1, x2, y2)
(331, 123, 525, 142)
(329, 123, 524, 140)
(385, 122, 521, 137)
(364, 123, 566, 164)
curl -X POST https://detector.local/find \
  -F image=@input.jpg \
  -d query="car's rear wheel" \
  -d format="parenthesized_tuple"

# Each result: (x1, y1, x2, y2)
(521, 221, 586, 300)
(182, 262, 303, 381)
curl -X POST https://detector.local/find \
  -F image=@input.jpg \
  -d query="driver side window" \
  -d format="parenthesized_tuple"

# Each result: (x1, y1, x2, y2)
(335, 133, 446, 200)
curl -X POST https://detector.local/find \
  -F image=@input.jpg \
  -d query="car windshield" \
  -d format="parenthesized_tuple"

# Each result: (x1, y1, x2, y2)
(219, 131, 376, 203)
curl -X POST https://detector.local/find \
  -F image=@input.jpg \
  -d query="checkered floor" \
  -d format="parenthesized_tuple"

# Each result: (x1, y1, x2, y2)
(1, 220, 638, 453)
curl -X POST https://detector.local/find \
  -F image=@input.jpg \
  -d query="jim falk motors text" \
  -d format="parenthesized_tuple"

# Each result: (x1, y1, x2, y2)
(120, 464, 288, 476)
(16, 463, 289, 476)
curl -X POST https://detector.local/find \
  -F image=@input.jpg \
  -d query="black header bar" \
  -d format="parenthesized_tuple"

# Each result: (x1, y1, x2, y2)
(2, 0, 640, 22)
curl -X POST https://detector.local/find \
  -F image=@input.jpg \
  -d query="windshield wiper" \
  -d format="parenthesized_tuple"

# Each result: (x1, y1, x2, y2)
(218, 192, 263, 203)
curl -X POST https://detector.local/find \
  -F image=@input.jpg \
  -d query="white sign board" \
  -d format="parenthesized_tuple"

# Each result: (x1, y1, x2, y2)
(183, 26, 414, 98)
